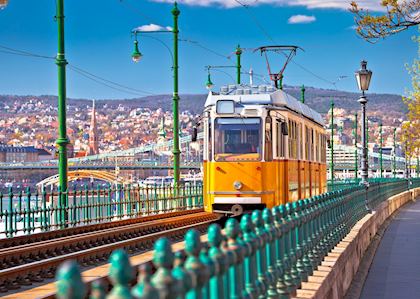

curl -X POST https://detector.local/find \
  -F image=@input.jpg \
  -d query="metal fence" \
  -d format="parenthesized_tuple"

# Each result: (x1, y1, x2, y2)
(327, 177, 420, 192)
(0, 184, 203, 238)
(55, 179, 418, 299)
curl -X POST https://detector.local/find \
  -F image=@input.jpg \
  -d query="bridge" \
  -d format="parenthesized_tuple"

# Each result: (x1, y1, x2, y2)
(0, 134, 416, 176)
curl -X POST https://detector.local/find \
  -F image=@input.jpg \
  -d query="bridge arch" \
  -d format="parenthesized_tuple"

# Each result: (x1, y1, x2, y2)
(36, 170, 128, 188)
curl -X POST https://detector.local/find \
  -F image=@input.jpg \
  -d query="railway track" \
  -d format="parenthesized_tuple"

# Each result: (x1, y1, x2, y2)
(0, 209, 202, 249)
(0, 210, 221, 292)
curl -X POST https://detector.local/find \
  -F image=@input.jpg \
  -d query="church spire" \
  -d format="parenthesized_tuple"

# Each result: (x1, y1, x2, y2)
(87, 99, 99, 156)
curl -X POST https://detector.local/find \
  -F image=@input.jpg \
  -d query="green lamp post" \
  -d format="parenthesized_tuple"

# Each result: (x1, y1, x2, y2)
(301, 85, 305, 104)
(131, 2, 181, 187)
(393, 128, 397, 178)
(330, 100, 334, 186)
(379, 123, 383, 178)
(55, 0, 69, 226)
(204, 45, 242, 89)
(353, 113, 358, 180)
(235, 45, 242, 84)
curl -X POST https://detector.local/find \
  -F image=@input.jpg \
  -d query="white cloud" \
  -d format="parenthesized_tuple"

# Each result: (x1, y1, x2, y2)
(288, 14, 316, 24)
(133, 23, 173, 32)
(151, 0, 385, 11)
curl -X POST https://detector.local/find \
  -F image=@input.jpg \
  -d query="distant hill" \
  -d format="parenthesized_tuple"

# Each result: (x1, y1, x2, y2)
(0, 85, 407, 119)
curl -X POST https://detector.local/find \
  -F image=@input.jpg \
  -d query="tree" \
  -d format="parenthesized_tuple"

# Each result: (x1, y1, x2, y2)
(401, 33, 420, 172)
(350, 0, 420, 42)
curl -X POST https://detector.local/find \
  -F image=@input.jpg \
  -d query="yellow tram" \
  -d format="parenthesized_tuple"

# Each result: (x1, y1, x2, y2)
(202, 84, 327, 215)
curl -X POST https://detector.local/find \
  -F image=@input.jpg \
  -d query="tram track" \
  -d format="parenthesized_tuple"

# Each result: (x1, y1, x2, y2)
(0, 209, 203, 249)
(0, 211, 221, 292)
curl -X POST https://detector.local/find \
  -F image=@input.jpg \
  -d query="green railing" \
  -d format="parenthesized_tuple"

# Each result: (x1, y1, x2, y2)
(55, 179, 418, 299)
(327, 177, 419, 192)
(0, 184, 203, 238)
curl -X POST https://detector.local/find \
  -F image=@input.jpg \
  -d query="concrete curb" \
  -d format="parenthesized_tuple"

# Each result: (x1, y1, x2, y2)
(293, 187, 420, 299)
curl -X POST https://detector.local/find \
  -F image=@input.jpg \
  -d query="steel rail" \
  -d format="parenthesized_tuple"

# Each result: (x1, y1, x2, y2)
(0, 212, 212, 269)
(0, 208, 203, 249)
(0, 212, 220, 292)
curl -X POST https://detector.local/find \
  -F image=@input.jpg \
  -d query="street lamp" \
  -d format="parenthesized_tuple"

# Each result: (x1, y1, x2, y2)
(56, 0, 69, 227)
(131, 2, 181, 187)
(393, 128, 397, 178)
(203, 45, 243, 90)
(131, 40, 142, 63)
(355, 60, 372, 212)
(330, 99, 334, 186)
(379, 122, 383, 178)
(353, 113, 358, 180)
(205, 72, 214, 90)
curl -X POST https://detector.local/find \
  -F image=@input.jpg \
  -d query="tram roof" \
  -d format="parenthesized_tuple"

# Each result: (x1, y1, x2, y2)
(205, 84, 324, 126)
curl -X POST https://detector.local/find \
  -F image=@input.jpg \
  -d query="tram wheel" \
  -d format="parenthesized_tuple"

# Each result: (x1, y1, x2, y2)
(231, 204, 243, 216)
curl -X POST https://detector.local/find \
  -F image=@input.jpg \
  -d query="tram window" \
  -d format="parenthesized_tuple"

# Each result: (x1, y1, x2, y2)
(214, 118, 261, 161)
(208, 119, 212, 161)
(265, 117, 272, 161)
(276, 120, 285, 158)
(288, 120, 298, 159)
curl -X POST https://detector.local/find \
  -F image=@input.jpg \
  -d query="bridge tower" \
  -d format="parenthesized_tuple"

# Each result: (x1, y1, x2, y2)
(87, 99, 99, 156)
(157, 117, 166, 143)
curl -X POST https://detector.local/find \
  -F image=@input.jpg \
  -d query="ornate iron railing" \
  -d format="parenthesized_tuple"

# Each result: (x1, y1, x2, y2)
(0, 184, 203, 238)
(55, 178, 419, 298)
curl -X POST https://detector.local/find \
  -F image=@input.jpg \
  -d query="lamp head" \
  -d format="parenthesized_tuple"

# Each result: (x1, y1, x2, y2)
(355, 60, 372, 92)
(131, 40, 142, 63)
(205, 73, 213, 90)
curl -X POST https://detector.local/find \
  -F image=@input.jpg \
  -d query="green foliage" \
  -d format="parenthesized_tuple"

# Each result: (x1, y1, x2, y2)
(350, 0, 419, 42)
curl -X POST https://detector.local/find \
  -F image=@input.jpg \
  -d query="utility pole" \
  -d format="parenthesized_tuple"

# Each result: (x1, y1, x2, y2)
(354, 113, 358, 180)
(55, 0, 69, 227)
(379, 123, 383, 178)
(236, 45, 242, 85)
(172, 3, 181, 187)
(330, 100, 334, 186)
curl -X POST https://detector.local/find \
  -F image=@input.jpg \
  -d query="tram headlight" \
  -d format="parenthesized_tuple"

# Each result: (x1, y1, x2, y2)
(233, 180, 243, 190)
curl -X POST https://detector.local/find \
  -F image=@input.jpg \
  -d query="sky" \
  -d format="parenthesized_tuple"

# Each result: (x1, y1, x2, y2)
(0, 0, 417, 99)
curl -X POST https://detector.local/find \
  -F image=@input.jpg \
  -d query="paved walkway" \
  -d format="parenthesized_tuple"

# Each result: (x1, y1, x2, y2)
(360, 198, 420, 299)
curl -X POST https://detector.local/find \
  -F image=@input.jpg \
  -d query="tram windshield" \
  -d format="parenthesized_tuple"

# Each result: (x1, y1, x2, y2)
(214, 118, 261, 161)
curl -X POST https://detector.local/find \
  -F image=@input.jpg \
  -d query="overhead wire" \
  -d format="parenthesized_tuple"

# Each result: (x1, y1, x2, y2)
(232, 0, 341, 88)
(0, 44, 155, 96)
(68, 65, 151, 97)
(68, 64, 155, 96)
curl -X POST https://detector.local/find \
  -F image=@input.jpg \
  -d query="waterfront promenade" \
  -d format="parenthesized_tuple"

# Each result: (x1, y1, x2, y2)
(360, 198, 420, 299)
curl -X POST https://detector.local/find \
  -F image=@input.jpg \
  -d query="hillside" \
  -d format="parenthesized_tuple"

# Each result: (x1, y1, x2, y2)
(0, 85, 407, 120)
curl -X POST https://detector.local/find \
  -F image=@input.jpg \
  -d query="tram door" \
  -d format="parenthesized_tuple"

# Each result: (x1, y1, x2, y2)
(272, 111, 288, 205)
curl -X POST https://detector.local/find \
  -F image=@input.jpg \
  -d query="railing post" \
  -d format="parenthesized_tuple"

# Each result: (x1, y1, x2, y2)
(108, 249, 134, 298)
(240, 215, 260, 298)
(7, 188, 13, 237)
(25, 187, 31, 234)
(262, 208, 279, 298)
(172, 251, 192, 298)
(55, 260, 86, 299)
(42, 187, 48, 231)
(90, 280, 107, 299)
(224, 218, 245, 299)
(132, 263, 159, 298)
(208, 224, 227, 299)
(272, 206, 288, 298)
(251, 210, 268, 298)
(184, 229, 209, 298)
(299, 199, 312, 279)
(151, 238, 179, 298)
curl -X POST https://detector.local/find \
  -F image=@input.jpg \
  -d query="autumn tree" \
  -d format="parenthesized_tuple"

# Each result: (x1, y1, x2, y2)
(401, 34, 420, 174)
(350, 0, 419, 42)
